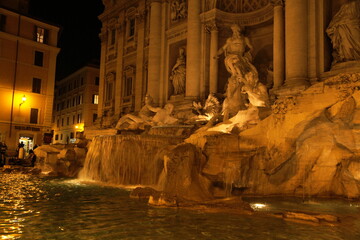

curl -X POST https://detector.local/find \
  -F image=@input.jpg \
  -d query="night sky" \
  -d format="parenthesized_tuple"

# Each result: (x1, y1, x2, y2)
(28, 0, 104, 80)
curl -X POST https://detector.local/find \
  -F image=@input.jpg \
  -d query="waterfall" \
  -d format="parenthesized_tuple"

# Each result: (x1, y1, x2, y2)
(78, 135, 173, 187)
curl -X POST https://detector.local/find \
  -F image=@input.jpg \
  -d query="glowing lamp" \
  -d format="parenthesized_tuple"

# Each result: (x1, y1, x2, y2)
(19, 95, 26, 106)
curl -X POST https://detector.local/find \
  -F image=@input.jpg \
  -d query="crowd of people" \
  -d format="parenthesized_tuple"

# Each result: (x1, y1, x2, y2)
(0, 141, 37, 167)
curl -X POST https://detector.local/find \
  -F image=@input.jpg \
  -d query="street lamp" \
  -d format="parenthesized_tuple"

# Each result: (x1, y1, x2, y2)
(19, 95, 26, 106)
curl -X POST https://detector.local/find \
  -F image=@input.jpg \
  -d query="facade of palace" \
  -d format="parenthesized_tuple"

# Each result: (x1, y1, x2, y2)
(53, 63, 100, 144)
(96, 0, 360, 126)
(0, 4, 60, 152)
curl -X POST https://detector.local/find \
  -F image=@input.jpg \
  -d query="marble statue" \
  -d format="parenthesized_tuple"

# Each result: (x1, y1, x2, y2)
(170, 47, 186, 95)
(216, 24, 269, 120)
(115, 94, 161, 130)
(115, 95, 179, 130)
(170, 0, 187, 22)
(216, 24, 257, 78)
(152, 103, 179, 125)
(326, 0, 360, 65)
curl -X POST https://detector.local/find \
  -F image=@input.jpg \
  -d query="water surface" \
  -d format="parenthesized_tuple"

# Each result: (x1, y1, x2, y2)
(0, 173, 359, 240)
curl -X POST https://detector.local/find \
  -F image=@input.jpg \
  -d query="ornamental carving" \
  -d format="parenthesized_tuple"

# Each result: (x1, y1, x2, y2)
(170, 0, 187, 22)
(271, 96, 297, 122)
(201, 4, 274, 27)
(135, 9, 147, 24)
(270, 0, 284, 7)
(324, 73, 360, 101)
(217, 0, 270, 13)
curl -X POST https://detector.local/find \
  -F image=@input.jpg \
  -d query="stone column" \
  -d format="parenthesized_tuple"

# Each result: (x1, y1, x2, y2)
(272, 0, 285, 89)
(148, 0, 162, 104)
(135, 6, 146, 111)
(97, 29, 107, 119)
(186, 0, 201, 98)
(114, 14, 125, 116)
(284, 0, 309, 88)
(209, 21, 218, 93)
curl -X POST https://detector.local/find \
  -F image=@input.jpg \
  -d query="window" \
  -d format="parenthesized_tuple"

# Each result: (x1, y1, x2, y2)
(92, 94, 99, 104)
(80, 77, 84, 85)
(56, 119, 59, 128)
(34, 51, 44, 66)
(60, 134, 63, 140)
(0, 14, 6, 31)
(95, 77, 99, 86)
(30, 108, 39, 124)
(77, 113, 82, 123)
(93, 113, 98, 122)
(35, 26, 48, 43)
(32, 78, 41, 93)
(55, 134, 59, 140)
(128, 18, 135, 40)
(105, 81, 113, 101)
(110, 28, 116, 45)
(70, 132, 74, 139)
(61, 118, 64, 126)
(124, 77, 133, 97)
(77, 95, 83, 105)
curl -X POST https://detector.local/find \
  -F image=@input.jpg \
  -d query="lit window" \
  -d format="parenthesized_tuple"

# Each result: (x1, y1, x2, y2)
(37, 27, 44, 43)
(93, 94, 99, 104)
(35, 26, 48, 43)
(77, 113, 82, 123)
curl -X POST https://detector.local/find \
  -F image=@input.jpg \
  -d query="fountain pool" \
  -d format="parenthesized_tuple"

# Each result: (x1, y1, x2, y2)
(0, 173, 359, 240)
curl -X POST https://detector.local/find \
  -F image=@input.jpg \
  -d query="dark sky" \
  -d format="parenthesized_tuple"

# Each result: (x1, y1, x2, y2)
(28, 0, 104, 80)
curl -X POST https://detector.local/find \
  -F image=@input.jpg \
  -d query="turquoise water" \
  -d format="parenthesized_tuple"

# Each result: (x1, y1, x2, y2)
(0, 173, 359, 240)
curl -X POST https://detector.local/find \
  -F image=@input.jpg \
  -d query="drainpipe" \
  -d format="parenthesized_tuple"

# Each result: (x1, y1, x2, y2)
(9, 14, 21, 138)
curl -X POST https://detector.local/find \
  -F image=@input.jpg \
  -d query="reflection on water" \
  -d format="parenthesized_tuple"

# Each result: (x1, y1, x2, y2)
(0, 173, 360, 240)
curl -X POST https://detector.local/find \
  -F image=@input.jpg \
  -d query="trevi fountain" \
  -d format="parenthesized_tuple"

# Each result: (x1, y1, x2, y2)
(2, 0, 360, 239)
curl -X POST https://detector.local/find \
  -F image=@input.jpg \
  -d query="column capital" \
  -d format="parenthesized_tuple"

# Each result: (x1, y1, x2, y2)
(271, 0, 284, 7)
(149, 0, 163, 4)
(135, 9, 147, 24)
(206, 20, 218, 32)
(99, 29, 108, 42)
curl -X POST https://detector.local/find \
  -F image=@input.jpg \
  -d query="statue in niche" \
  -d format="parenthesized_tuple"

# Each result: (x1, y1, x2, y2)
(170, 47, 186, 95)
(326, 0, 360, 66)
(115, 94, 179, 130)
(215, 24, 269, 120)
(170, 0, 187, 22)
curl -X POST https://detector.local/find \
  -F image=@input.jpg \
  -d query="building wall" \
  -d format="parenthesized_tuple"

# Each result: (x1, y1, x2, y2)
(0, 7, 59, 152)
(96, 0, 342, 124)
(52, 65, 99, 144)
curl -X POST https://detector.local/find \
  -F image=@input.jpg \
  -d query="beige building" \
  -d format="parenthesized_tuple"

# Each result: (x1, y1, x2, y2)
(97, 0, 359, 124)
(53, 63, 99, 144)
(0, 5, 60, 152)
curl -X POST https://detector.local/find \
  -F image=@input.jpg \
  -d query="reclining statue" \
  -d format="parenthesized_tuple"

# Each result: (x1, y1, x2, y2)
(115, 95, 178, 130)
